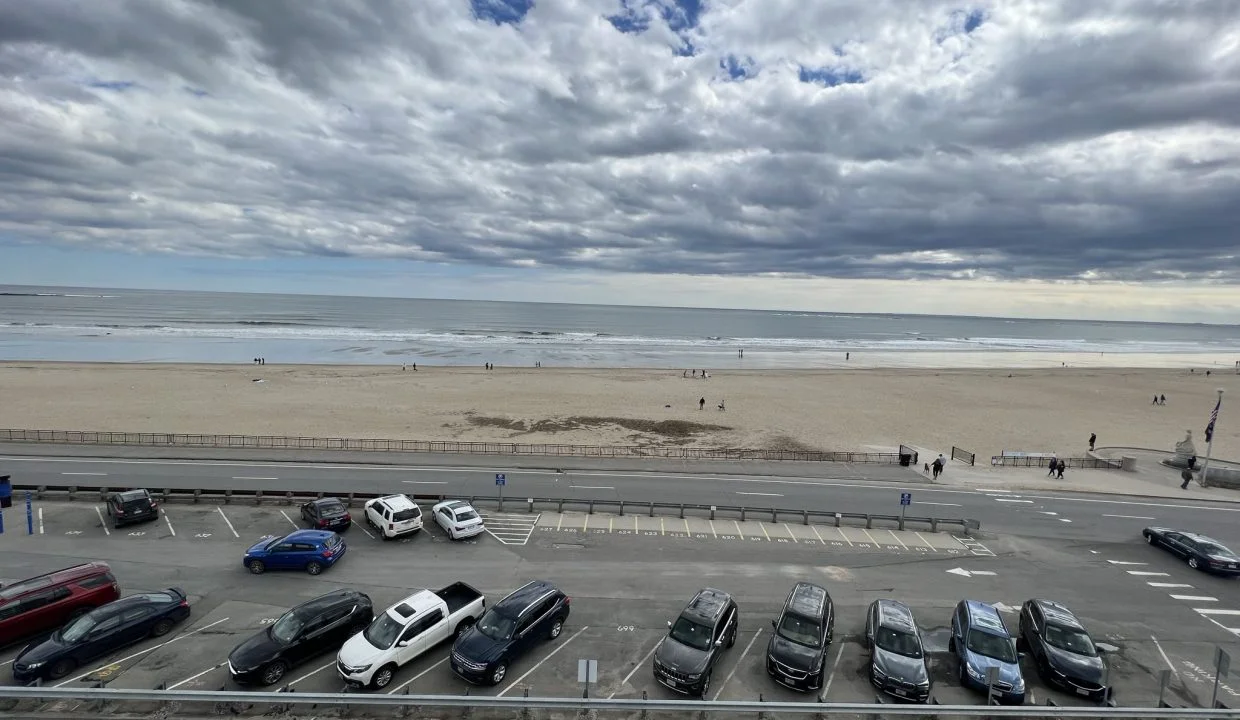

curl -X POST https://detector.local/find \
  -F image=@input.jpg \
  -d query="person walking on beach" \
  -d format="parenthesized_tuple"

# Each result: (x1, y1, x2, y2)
(1089, 433, 1096, 451)
(1160, 394, 1166, 405)
(699, 397, 705, 410)
(1153, 394, 1159, 405)
(1047, 457, 1058, 477)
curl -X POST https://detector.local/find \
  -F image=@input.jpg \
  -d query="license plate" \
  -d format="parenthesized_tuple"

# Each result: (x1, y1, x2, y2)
(1076, 688, 1091, 696)
(666, 678, 677, 687)
(893, 688, 907, 696)
(783, 674, 795, 684)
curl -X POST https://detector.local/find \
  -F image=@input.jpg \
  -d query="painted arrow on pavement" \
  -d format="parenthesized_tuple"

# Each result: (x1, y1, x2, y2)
(946, 568, 998, 578)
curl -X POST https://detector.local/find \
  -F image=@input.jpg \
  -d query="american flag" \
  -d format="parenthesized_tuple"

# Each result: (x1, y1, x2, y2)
(1205, 397, 1221, 443)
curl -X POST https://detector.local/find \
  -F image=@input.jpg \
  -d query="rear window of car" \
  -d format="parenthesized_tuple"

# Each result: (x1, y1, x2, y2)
(393, 507, 420, 521)
(320, 500, 346, 514)
(78, 572, 116, 589)
(121, 493, 151, 508)
(456, 510, 479, 522)
(325, 535, 342, 549)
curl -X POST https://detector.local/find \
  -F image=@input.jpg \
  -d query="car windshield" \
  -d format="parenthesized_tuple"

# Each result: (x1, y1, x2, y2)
(270, 611, 304, 644)
(476, 608, 517, 641)
(1044, 624, 1097, 656)
(966, 630, 1017, 663)
(364, 614, 403, 649)
(777, 614, 822, 648)
(669, 617, 714, 651)
(1198, 541, 1234, 556)
(875, 627, 923, 658)
(393, 508, 420, 521)
(59, 612, 101, 643)
(456, 510, 479, 522)
(320, 501, 345, 515)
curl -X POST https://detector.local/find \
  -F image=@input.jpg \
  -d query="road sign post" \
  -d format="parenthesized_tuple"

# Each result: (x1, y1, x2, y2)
(577, 659, 598, 698)
(985, 666, 1000, 705)
(899, 492, 912, 530)
(26, 491, 33, 535)
(1157, 668, 1172, 707)
(1214, 646, 1231, 709)
(495, 473, 506, 512)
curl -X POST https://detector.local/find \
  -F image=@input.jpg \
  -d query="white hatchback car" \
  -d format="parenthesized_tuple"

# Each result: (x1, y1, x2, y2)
(364, 494, 423, 539)
(432, 500, 485, 540)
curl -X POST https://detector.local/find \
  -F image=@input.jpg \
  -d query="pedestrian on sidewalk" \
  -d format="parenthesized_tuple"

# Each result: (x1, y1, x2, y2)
(1181, 467, 1194, 490)
(1088, 433, 1096, 451)
(931, 456, 943, 478)
(1047, 457, 1058, 477)
(1056, 461, 1065, 479)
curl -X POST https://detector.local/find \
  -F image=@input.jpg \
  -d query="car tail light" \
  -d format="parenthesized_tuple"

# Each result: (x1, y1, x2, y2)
(319, 518, 329, 527)
(564, 597, 571, 606)
(180, 598, 189, 608)
(345, 512, 351, 521)
(116, 508, 125, 515)
(323, 548, 335, 558)
(150, 501, 159, 509)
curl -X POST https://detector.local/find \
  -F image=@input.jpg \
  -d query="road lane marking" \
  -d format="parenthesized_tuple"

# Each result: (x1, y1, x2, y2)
(56, 617, 230, 686)
(821, 643, 845, 698)
(94, 506, 110, 535)
(498, 625, 589, 697)
(402, 480, 447, 484)
(216, 507, 240, 538)
(289, 659, 337, 686)
(570, 485, 615, 490)
(1127, 571, 1170, 576)
(62, 471, 107, 476)
(1149, 583, 1194, 588)
(38, 507, 44, 534)
(231, 476, 278, 481)
(1103, 514, 1156, 520)
(887, 529, 908, 551)
(783, 523, 797, 543)
(994, 499, 1033, 503)
(1196, 609, 1240, 615)
(1200, 615, 1240, 637)
(1151, 636, 1177, 674)
(734, 521, 744, 539)
(712, 628, 762, 701)
(1172, 595, 1218, 602)
(168, 661, 227, 690)
(1107, 560, 1147, 565)
(388, 656, 448, 694)
(164, 512, 176, 537)
(736, 491, 783, 496)
(918, 502, 962, 506)
(279, 510, 298, 528)
(608, 638, 662, 699)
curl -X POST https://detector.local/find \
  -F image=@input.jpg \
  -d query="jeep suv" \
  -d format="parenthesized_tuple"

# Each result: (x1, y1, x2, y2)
(0, 563, 120, 647)
(864, 599, 930, 702)
(766, 582, 833, 691)
(653, 588, 738, 698)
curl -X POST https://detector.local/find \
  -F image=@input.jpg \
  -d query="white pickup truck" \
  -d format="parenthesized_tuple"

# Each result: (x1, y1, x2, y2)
(337, 582, 485, 690)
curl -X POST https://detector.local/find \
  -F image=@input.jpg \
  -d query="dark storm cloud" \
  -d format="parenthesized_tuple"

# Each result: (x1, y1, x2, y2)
(0, 0, 1239, 282)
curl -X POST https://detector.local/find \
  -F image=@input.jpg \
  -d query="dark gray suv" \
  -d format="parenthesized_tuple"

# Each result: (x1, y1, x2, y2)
(864, 599, 931, 702)
(766, 582, 834, 691)
(653, 588, 738, 698)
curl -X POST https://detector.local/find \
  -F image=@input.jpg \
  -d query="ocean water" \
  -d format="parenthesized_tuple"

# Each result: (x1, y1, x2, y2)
(2, 285, 1240, 369)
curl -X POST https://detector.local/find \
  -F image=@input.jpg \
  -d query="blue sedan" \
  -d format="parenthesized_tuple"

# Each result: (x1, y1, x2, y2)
(243, 530, 346, 576)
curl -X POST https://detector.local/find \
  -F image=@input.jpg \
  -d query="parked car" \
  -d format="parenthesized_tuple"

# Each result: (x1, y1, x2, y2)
(433, 500, 485, 540)
(765, 582, 833, 691)
(339, 582, 485, 689)
(364, 494, 423, 540)
(949, 600, 1025, 704)
(301, 497, 352, 532)
(1142, 527, 1240, 575)
(0, 562, 120, 647)
(11, 588, 190, 683)
(1018, 599, 1108, 700)
(864, 599, 931, 702)
(653, 588, 738, 698)
(451, 580, 570, 685)
(229, 590, 373, 686)
(243, 530, 347, 575)
(103, 489, 159, 528)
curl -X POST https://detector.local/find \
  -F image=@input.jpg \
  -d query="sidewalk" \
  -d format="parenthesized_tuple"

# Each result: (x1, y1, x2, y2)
(925, 448, 1240, 504)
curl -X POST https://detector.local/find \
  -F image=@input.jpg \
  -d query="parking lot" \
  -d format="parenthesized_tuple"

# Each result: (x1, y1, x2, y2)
(0, 497, 1237, 713)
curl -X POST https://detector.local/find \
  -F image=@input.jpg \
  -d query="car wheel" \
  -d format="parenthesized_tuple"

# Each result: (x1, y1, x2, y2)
(948, 636, 956, 653)
(260, 660, 288, 686)
(48, 657, 77, 680)
(248, 560, 265, 574)
(726, 628, 736, 649)
(372, 664, 396, 690)
(150, 618, 175, 638)
(549, 618, 563, 639)
(1188, 556, 1200, 570)
(957, 661, 967, 684)
(306, 561, 324, 575)
(490, 662, 508, 685)
(699, 671, 712, 699)
(454, 618, 475, 639)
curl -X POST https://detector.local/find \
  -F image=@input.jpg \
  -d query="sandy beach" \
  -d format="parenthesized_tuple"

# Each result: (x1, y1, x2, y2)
(0, 362, 1234, 462)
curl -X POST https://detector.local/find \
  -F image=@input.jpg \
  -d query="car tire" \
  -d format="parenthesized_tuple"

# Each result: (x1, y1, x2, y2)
(490, 662, 508, 685)
(306, 561, 324, 575)
(726, 628, 736, 649)
(372, 664, 397, 690)
(455, 618, 475, 639)
(48, 657, 77, 680)
(1188, 556, 1200, 570)
(957, 661, 967, 684)
(549, 618, 563, 639)
(260, 660, 288, 686)
(248, 560, 266, 574)
(150, 618, 175, 638)
(948, 636, 956, 653)
(699, 671, 711, 699)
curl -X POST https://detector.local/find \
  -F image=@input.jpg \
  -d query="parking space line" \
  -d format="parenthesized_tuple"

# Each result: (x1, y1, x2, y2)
(810, 525, 825, 544)
(498, 625, 589, 697)
(633, 516, 638, 533)
(289, 659, 337, 686)
(279, 510, 298, 529)
(1197, 609, 1240, 615)
(164, 512, 176, 537)
(56, 617, 230, 686)
(1172, 595, 1218, 602)
(1149, 582, 1194, 588)
(609, 517, 613, 533)
(712, 628, 762, 701)
(709, 519, 717, 538)
(608, 638, 663, 699)
(1127, 571, 1170, 577)
(583, 514, 590, 532)
(782, 523, 797, 543)
(660, 517, 665, 535)
(168, 661, 227, 690)
(861, 528, 879, 545)
(1151, 636, 1177, 674)
(216, 507, 240, 538)
(94, 506, 110, 536)
(822, 642, 844, 698)
(558, 514, 564, 531)
(887, 530, 908, 551)
(38, 507, 44, 534)
(387, 656, 448, 694)
(684, 518, 691, 535)
(759, 523, 770, 541)
(914, 531, 933, 550)
(356, 524, 374, 540)
(734, 521, 744, 539)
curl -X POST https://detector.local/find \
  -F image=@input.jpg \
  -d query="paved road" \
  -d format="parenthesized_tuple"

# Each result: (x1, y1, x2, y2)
(3, 452, 1240, 547)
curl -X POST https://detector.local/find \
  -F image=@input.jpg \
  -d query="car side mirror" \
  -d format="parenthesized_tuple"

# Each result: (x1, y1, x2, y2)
(715, 639, 723, 647)
(397, 640, 410, 648)
(1018, 651, 1028, 660)
(666, 620, 672, 629)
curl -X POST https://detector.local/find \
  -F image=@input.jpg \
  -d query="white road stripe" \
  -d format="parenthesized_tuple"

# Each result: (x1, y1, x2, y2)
(94, 506, 110, 536)
(279, 509, 298, 528)
(356, 524, 374, 539)
(387, 656, 448, 694)
(1126, 571, 1170, 576)
(608, 639, 663, 699)
(56, 617, 230, 686)
(994, 499, 1033, 503)
(232, 476, 278, 480)
(164, 512, 176, 537)
(37, 507, 44, 534)
(167, 661, 226, 690)
(288, 659, 337, 686)
(570, 485, 616, 490)
(1103, 514, 1156, 520)
(1196, 609, 1240, 616)
(402, 480, 447, 484)
(917, 502, 962, 506)
(735, 492, 783, 496)
(821, 642, 845, 698)
(712, 628, 762, 701)
(1151, 636, 1177, 674)
(1200, 615, 1240, 637)
(1106, 560, 1147, 565)
(1171, 595, 1218, 602)
(61, 471, 106, 476)
(216, 506, 240, 538)
(498, 625, 589, 697)
(1148, 583, 1194, 588)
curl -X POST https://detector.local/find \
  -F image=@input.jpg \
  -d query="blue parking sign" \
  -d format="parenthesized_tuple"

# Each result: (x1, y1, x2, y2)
(900, 492, 912, 506)
(496, 473, 506, 486)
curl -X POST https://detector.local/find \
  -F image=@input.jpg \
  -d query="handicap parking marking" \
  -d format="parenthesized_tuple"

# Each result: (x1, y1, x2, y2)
(478, 511, 540, 545)
(953, 535, 994, 556)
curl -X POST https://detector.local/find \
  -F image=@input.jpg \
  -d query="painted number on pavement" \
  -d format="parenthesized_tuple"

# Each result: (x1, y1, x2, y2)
(617, 626, 635, 632)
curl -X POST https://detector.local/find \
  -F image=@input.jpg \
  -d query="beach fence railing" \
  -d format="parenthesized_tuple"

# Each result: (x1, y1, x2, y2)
(0, 428, 906, 464)
(951, 446, 976, 466)
(989, 455, 1123, 470)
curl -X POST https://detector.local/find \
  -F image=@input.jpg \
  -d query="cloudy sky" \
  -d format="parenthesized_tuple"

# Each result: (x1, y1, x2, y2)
(2, 0, 1239, 322)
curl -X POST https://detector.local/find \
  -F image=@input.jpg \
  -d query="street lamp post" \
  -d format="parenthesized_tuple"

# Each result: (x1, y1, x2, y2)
(1198, 388, 1224, 487)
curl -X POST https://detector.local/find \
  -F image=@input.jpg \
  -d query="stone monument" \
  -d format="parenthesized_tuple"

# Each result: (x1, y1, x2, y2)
(1168, 430, 1197, 469)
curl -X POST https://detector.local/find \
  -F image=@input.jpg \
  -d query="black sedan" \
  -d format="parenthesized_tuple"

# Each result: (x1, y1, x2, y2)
(12, 589, 190, 682)
(1143, 527, 1240, 575)
(301, 497, 352, 531)
(1018, 599, 1108, 701)
(228, 589, 372, 686)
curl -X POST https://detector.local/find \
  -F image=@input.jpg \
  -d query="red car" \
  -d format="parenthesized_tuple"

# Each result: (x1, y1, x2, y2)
(0, 563, 121, 647)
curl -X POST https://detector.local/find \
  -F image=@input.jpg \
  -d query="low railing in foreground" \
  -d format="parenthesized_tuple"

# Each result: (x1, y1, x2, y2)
(0, 428, 903, 463)
(11, 481, 981, 534)
(0, 686, 1232, 718)
(990, 455, 1123, 470)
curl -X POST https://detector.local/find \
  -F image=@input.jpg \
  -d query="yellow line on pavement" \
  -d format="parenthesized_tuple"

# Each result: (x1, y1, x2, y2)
(783, 523, 798, 543)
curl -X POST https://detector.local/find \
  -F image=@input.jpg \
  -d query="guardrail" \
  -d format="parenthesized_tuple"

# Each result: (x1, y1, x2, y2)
(990, 455, 1123, 470)
(952, 445, 976, 466)
(0, 686, 1235, 718)
(10, 481, 981, 535)
(0, 428, 904, 463)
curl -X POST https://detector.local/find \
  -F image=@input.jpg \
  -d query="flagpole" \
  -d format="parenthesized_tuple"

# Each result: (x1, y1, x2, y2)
(1198, 388, 1224, 487)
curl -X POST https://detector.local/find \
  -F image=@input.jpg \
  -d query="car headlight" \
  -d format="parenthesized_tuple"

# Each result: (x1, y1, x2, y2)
(22, 662, 44, 670)
(871, 665, 887, 679)
(1012, 677, 1025, 692)
(916, 678, 930, 687)
(685, 672, 702, 681)
(344, 663, 372, 674)
(810, 656, 824, 673)
(966, 664, 984, 681)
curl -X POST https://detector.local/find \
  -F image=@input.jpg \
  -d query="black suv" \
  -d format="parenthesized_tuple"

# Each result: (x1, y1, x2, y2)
(766, 582, 833, 691)
(228, 589, 373, 686)
(1018, 599, 1107, 700)
(653, 588, 738, 698)
(104, 489, 159, 528)
(864, 599, 931, 702)
(450, 580, 570, 685)
(301, 497, 352, 531)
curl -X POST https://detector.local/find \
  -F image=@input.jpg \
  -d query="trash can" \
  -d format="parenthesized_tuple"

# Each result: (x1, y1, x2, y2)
(899, 453, 912, 467)
(0, 475, 11, 509)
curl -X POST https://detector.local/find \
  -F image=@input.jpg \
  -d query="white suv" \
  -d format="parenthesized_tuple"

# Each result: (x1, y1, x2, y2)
(364, 494, 423, 539)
